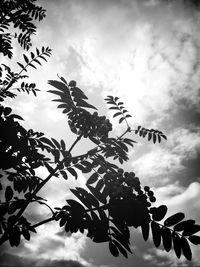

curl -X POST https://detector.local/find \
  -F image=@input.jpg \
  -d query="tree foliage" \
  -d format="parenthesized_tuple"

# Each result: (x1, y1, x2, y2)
(0, 0, 200, 261)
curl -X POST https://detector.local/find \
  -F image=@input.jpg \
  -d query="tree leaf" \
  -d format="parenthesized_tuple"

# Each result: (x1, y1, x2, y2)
(76, 99, 97, 110)
(109, 107, 119, 110)
(173, 220, 195, 232)
(153, 133, 156, 144)
(182, 225, 200, 236)
(31, 52, 35, 59)
(112, 240, 128, 258)
(161, 226, 172, 252)
(148, 132, 152, 141)
(17, 62, 26, 70)
(152, 205, 168, 221)
(125, 114, 132, 118)
(51, 138, 60, 149)
(70, 188, 91, 208)
(60, 170, 68, 180)
(29, 63, 37, 69)
(96, 179, 104, 191)
(87, 185, 107, 204)
(188, 235, 200, 245)
(151, 221, 161, 247)
(9, 226, 21, 247)
(67, 167, 78, 179)
(87, 173, 99, 185)
(43, 162, 54, 174)
(22, 228, 30, 241)
(113, 112, 122, 118)
(141, 222, 149, 241)
(39, 137, 55, 148)
(9, 114, 24, 120)
(172, 232, 181, 258)
(119, 117, 125, 124)
(60, 139, 66, 150)
(23, 54, 29, 64)
(5, 186, 13, 202)
(164, 212, 185, 227)
(109, 241, 119, 257)
(181, 237, 192, 261)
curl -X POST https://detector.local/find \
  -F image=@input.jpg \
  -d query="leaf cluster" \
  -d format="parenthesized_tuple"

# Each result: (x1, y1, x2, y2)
(0, 0, 46, 58)
(105, 95, 132, 126)
(135, 125, 167, 143)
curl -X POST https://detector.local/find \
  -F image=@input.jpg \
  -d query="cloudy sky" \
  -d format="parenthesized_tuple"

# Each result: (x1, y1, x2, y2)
(1, 0, 200, 266)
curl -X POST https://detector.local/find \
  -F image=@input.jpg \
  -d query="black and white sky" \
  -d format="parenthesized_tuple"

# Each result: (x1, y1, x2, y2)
(1, 0, 200, 266)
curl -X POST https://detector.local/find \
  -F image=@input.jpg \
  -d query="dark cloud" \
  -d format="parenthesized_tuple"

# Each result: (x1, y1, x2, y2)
(0, 252, 85, 267)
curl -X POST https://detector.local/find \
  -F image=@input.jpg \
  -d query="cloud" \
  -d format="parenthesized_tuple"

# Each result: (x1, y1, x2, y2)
(142, 248, 188, 267)
(154, 181, 200, 220)
(42, 0, 200, 127)
(2, 221, 90, 266)
(0, 252, 86, 267)
(131, 127, 200, 186)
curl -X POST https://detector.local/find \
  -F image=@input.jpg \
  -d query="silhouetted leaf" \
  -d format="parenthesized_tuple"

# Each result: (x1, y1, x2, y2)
(60, 76, 68, 84)
(29, 63, 37, 69)
(181, 237, 192, 260)
(161, 227, 172, 252)
(60, 139, 66, 150)
(151, 205, 168, 221)
(172, 232, 181, 258)
(39, 137, 55, 148)
(125, 114, 132, 118)
(151, 221, 161, 247)
(111, 226, 132, 252)
(153, 133, 156, 144)
(67, 167, 78, 179)
(51, 138, 60, 149)
(9, 226, 21, 247)
(164, 213, 185, 227)
(48, 80, 69, 92)
(23, 54, 29, 64)
(182, 225, 200, 236)
(5, 186, 13, 202)
(17, 62, 26, 70)
(109, 241, 119, 257)
(188, 235, 200, 245)
(174, 220, 195, 232)
(87, 185, 107, 204)
(96, 179, 104, 191)
(148, 132, 152, 141)
(87, 173, 98, 185)
(113, 112, 121, 118)
(71, 188, 93, 208)
(112, 240, 128, 258)
(22, 228, 30, 241)
(141, 222, 149, 241)
(60, 170, 68, 180)
(43, 162, 54, 174)
(119, 117, 125, 124)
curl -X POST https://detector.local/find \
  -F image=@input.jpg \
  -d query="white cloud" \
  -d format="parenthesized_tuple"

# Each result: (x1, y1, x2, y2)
(131, 127, 200, 186)
(154, 182, 200, 220)
(19, 221, 89, 265)
(142, 248, 188, 267)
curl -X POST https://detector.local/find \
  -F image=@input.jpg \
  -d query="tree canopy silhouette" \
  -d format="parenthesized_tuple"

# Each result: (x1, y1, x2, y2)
(0, 0, 200, 261)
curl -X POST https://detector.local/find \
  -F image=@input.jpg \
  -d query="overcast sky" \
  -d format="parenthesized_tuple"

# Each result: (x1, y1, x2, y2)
(1, 0, 200, 266)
